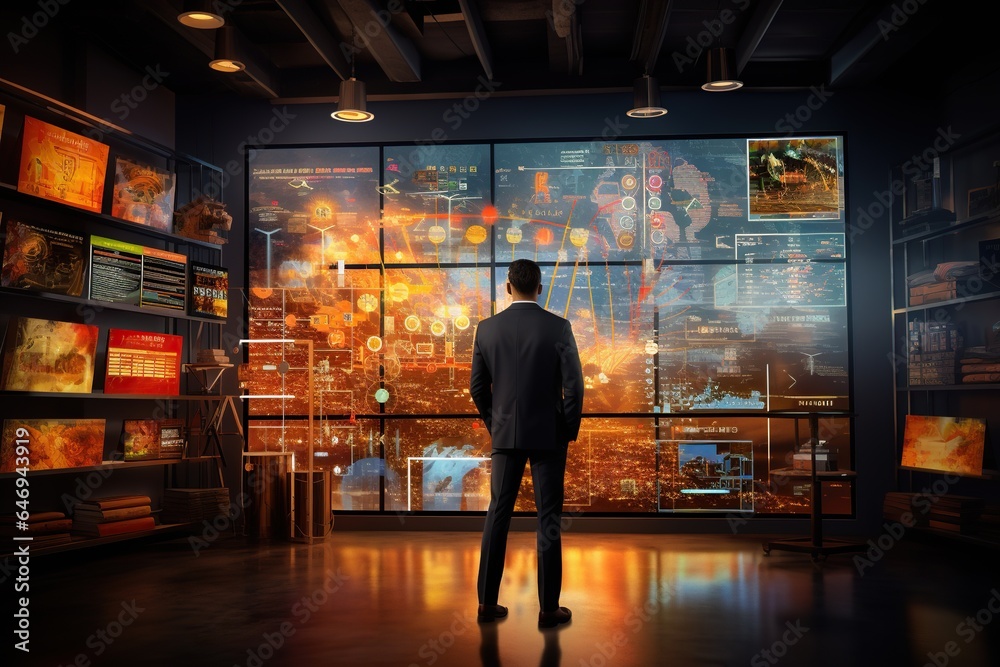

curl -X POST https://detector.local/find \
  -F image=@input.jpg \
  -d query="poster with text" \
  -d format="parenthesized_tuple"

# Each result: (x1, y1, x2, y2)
(18, 116, 109, 213)
(104, 328, 183, 395)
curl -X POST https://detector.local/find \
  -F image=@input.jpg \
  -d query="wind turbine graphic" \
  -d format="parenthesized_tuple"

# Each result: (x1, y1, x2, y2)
(254, 228, 280, 288)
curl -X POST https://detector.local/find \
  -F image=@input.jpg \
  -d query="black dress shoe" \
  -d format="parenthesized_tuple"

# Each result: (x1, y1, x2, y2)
(538, 606, 572, 628)
(477, 604, 509, 622)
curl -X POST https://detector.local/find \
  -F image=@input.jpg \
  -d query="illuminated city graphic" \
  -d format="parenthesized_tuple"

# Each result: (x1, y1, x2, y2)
(246, 139, 852, 514)
(660, 440, 754, 512)
(383, 144, 492, 264)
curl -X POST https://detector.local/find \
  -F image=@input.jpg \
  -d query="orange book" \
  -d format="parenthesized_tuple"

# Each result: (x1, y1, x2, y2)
(76, 495, 152, 511)
(73, 505, 152, 522)
(74, 516, 155, 537)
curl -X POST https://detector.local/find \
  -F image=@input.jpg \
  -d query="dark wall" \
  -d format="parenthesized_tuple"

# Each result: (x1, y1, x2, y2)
(177, 86, 947, 535)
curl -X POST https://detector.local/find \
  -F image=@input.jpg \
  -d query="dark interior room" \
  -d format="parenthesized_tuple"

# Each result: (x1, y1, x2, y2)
(1, 1, 999, 665)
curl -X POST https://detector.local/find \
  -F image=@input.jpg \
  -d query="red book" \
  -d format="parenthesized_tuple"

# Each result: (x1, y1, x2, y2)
(74, 516, 155, 537)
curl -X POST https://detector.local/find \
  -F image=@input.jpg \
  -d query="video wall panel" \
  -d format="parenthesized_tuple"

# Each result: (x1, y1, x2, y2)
(246, 137, 851, 516)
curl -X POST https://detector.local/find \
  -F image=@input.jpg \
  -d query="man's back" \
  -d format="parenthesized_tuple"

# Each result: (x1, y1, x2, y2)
(470, 302, 584, 451)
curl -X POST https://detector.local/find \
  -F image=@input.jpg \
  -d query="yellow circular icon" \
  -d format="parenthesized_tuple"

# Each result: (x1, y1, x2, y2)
(506, 227, 523, 244)
(454, 315, 471, 330)
(621, 174, 637, 190)
(617, 232, 635, 249)
(430, 320, 446, 336)
(389, 282, 409, 302)
(404, 315, 421, 332)
(644, 340, 659, 356)
(569, 228, 590, 247)
(366, 336, 383, 352)
(428, 226, 447, 244)
(357, 293, 378, 313)
(466, 225, 487, 245)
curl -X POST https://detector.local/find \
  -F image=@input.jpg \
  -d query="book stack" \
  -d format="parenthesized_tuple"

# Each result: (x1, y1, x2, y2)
(197, 348, 231, 365)
(72, 495, 155, 537)
(926, 495, 985, 535)
(882, 493, 929, 527)
(0, 511, 73, 547)
(908, 320, 962, 385)
(909, 280, 958, 305)
(958, 346, 1000, 384)
(161, 488, 230, 524)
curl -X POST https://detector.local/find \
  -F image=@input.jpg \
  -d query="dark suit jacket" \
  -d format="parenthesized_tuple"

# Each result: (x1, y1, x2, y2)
(470, 302, 585, 450)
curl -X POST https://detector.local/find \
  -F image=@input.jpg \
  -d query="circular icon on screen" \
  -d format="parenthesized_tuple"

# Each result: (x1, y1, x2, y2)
(366, 336, 383, 352)
(648, 196, 661, 210)
(621, 174, 637, 191)
(466, 225, 487, 245)
(357, 293, 378, 313)
(428, 226, 446, 244)
(430, 320, 446, 336)
(619, 216, 635, 230)
(620, 196, 636, 211)
(569, 228, 590, 247)
(404, 315, 421, 332)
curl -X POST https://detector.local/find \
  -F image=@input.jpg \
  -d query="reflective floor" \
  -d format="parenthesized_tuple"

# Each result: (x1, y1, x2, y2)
(11, 530, 1000, 666)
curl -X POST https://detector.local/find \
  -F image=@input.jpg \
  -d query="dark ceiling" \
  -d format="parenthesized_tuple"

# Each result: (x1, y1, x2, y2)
(52, 0, 997, 102)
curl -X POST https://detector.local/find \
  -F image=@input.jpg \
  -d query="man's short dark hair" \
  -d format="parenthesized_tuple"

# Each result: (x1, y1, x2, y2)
(508, 259, 541, 294)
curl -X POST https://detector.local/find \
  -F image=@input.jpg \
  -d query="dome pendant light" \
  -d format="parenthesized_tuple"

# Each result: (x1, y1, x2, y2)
(702, 47, 743, 92)
(333, 28, 374, 123)
(627, 74, 667, 118)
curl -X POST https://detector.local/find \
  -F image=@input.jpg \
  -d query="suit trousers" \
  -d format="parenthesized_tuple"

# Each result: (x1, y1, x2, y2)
(477, 447, 567, 611)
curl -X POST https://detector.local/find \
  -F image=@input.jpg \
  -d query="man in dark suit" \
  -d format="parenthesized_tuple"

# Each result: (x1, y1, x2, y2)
(470, 259, 585, 628)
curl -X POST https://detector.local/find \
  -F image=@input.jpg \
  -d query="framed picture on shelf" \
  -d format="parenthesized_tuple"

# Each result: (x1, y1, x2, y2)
(189, 262, 229, 320)
(17, 116, 109, 214)
(901, 415, 987, 477)
(0, 419, 106, 472)
(104, 328, 183, 396)
(0, 317, 98, 393)
(1, 218, 86, 297)
(968, 185, 998, 218)
(158, 419, 186, 459)
(121, 419, 160, 461)
(110, 158, 176, 231)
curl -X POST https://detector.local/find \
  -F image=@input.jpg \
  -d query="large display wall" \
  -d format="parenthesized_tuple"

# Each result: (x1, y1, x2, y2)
(244, 136, 852, 515)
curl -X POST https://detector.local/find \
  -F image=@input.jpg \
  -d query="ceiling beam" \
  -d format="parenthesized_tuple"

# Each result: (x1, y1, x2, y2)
(829, 1, 936, 87)
(337, 0, 422, 82)
(735, 0, 783, 76)
(548, 0, 582, 75)
(457, 0, 494, 80)
(274, 0, 352, 81)
(630, 0, 674, 74)
(141, 0, 280, 98)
